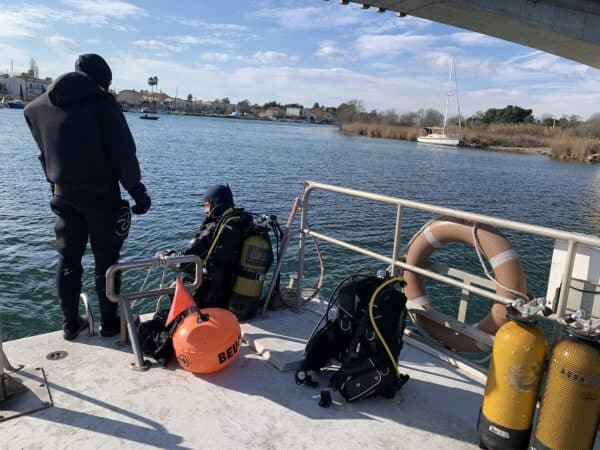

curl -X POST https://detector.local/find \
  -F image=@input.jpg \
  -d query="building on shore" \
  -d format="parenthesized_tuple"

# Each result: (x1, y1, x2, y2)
(0, 75, 51, 101)
(116, 89, 143, 107)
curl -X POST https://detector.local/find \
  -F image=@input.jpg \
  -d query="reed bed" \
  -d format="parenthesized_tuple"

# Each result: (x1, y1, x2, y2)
(550, 134, 600, 161)
(339, 121, 600, 162)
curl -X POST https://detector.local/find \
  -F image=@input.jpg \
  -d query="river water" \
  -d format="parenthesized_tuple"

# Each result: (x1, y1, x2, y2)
(1, 108, 599, 341)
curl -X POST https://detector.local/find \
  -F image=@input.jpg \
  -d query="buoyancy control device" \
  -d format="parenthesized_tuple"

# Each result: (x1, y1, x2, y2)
(478, 298, 550, 450)
(529, 311, 600, 450)
(229, 216, 275, 320)
(295, 269, 409, 407)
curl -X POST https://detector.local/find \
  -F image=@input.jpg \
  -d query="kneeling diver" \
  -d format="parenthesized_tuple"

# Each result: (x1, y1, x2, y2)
(160, 184, 249, 310)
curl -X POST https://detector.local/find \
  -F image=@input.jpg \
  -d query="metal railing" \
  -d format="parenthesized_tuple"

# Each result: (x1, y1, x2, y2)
(106, 255, 202, 370)
(296, 181, 600, 348)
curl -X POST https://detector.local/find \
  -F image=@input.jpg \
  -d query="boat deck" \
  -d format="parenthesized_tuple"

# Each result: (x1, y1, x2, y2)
(1, 302, 503, 449)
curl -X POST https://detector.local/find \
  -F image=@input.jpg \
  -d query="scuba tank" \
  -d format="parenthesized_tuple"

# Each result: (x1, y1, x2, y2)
(530, 311, 600, 450)
(228, 221, 274, 320)
(478, 298, 549, 450)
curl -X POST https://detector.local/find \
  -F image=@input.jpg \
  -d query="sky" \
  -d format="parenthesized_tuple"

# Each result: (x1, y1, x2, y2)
(1, 0, 599, 119)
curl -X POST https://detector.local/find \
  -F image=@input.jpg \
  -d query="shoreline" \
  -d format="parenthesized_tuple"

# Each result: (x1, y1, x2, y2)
(482, 146, 552, 156)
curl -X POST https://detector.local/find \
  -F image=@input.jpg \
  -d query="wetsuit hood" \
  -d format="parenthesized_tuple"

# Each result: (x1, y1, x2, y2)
(47, 71, 107, 107)
(75, 53, 112, 91)
(204, 184, 234, 217)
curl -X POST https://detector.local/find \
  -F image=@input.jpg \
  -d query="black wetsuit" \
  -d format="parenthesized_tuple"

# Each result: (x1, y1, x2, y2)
(24, 71, 145, 333)
(181, 186, 248, 309)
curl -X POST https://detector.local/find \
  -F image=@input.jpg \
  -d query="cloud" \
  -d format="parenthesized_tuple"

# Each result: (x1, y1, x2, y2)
(60, 0, 144, 20)
(449, 32, 506, 47)
(255, 5, 364, 31)
(200, 52, 232, 63)
(167, 35, 233, 48)
(0, 2, 141, 35)
(355, 33, 438, 59)
(46, 35, 80, 53)
(510, 52, 592, 79)
(0, 44, 31, 73)
(246, 51, 297, 65)
(133, 40, 185, 53)
(315, 41, 347, 64)
(200, 51, 297, 66)
(169, 17, 247, 33)
(0, 8, 51, 38)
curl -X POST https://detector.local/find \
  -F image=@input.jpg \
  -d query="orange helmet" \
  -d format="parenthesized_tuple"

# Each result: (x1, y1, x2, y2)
(173, 308, 241, 374)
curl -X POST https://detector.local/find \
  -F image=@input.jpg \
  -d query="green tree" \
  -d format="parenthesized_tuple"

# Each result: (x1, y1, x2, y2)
(187, 93, 193, 101)
(481, 105, 533, 124)
(236, 99, 250, 113)
(147, 76, 158, 91)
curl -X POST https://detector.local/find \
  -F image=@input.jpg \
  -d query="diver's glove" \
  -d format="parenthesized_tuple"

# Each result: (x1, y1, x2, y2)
(129, 183, 151, 215)
(154, 249, 177, 259)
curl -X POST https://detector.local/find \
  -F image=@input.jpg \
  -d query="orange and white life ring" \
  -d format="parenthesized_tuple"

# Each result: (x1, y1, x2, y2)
(404, 218, 527, 352)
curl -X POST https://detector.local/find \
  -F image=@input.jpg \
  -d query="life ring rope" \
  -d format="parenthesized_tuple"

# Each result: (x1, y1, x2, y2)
(471, 223, 528, 301)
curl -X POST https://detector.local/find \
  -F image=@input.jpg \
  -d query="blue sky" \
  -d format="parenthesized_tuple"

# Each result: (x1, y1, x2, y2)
(1, 0, 599, 119)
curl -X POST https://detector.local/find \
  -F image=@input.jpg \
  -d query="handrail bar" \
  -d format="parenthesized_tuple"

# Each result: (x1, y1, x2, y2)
(106, 256, 202, 303)
(305, 229, 514, 306)
(304, 181, 600, 247)
(106, 255, 202, 370)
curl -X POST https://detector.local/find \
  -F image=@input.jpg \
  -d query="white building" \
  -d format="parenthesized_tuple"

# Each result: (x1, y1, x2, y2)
(116, 90, 143, 106)
(285, 106, 302, 118)
(0, 76, 50, 101)
(285, 105, 311, 119)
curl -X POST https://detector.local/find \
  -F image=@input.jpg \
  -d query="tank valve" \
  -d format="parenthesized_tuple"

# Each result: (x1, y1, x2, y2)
(563, 310, 600, 337)
(509, 297, 548, 319)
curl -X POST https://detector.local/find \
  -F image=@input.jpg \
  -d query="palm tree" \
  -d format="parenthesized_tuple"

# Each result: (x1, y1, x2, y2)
(147, 76, 158, 110)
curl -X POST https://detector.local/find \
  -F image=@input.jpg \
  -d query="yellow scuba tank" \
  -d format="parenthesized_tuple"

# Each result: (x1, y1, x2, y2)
(228, 231, 273, 320)
(530, 312, 600, 450)
(478, 299, 548, 450)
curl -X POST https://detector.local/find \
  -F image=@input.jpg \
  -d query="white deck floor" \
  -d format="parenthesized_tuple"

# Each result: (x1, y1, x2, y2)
(2, 304, 500, 449)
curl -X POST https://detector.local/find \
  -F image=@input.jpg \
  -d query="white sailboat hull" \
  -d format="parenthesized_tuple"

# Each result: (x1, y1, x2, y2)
(417, 134, 459, 146)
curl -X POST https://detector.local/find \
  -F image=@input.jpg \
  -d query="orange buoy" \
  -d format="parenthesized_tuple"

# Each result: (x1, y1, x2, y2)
(173, 308, 241, 374)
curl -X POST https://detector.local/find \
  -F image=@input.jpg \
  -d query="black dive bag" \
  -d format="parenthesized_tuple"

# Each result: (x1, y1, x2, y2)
(136, 309, 183, 366)
(295, 270, 409, 407)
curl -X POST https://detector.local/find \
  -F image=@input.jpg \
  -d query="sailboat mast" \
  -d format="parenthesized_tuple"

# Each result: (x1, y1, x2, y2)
(443, 57, 453, 130)
(453, 59, 463, 136)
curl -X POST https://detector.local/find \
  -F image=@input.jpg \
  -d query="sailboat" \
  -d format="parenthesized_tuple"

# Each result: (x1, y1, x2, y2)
(417, 57, 462, 146)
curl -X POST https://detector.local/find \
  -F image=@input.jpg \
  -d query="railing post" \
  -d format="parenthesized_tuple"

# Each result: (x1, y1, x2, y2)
(391, 205, 403, 276)
(261, 197, 301, 316)
(458, 287, 471, 323)
(296, 196, 307, 313)
(0, 318, 4, 378)
(552, 239, 577, 348)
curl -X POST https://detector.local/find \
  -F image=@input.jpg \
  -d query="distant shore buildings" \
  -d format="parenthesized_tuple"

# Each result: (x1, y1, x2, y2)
(0, 71, 333, 122)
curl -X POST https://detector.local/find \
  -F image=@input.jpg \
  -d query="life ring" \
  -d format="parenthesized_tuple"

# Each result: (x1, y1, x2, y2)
(404, 218, 527, 352)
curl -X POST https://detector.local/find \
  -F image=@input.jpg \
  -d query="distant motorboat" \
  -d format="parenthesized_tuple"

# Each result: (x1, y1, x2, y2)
(140, 113, 159, 120)
(7, 99, 25, 109)
(417, 57, 462, 147)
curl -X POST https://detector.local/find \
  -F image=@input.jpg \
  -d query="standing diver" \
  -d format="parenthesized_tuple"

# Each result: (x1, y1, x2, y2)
(24, 54, 151, 340)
